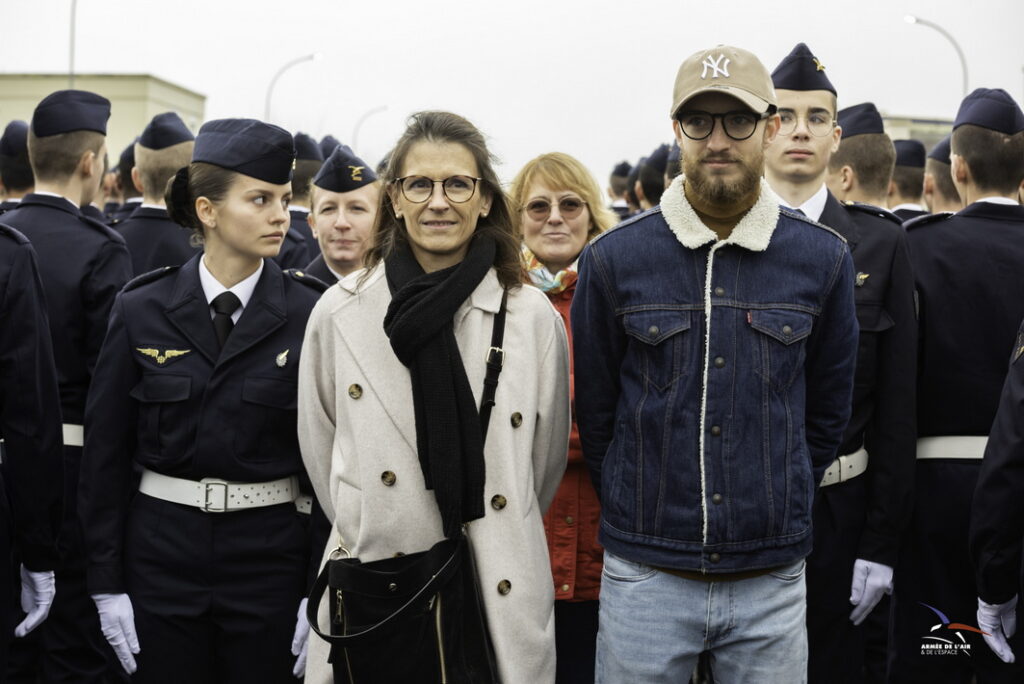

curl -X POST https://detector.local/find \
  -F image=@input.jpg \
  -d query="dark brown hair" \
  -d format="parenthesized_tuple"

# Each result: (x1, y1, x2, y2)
(291, 159, 322, 202)
(891, 165, 924, 199)
(363, 111, 524, 290)
(925, 158, 960, 204)
(27, 129, 104, 183)
(952, 125, 1024, 194)
(164, 162, 236, 241)
(828, 133, 896, 197)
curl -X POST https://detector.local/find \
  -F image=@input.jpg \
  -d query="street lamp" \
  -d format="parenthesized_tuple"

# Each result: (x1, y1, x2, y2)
(69, 0, 78, 87)
(905, 15, 968, 98)
(264, 53, 320, 121)
(351, 106, 387, 154)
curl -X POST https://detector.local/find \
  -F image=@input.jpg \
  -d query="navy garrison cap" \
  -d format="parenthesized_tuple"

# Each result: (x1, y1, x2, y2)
(319, 134, 341, 159)
(644, 144, 671, 175)
(927, 135, 952, 164)
(31, 90, 110, 137)
(139, 112, 194, 150)
(193, 119, 295, 185)
(952, 88, 1024, 134)
(894, 140, 926, 168)
(611, 161, 632, 177)
(119, 139, 138, 170)
(0, 121, 29, 157)
(294, 132, 324, 161)
(771, 43, 836, 95)
(313, 144, 377, 192)
(838, 103, 884, 137)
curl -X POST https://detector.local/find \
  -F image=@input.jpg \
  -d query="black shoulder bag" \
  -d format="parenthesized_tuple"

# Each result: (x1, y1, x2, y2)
(307, 291, 508, 683)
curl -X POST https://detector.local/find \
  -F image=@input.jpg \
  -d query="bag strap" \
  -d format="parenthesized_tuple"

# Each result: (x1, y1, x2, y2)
(306, 537, 463, 646)
(479, 288, 508, 444)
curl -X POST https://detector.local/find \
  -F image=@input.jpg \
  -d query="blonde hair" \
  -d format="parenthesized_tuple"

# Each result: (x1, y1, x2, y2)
(509, 152, 617, 242)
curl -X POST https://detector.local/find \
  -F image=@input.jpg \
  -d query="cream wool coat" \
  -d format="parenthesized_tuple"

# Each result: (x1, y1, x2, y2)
(298, 264, 570, 684)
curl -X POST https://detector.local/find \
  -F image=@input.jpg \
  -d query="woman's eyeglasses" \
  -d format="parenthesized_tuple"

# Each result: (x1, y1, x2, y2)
(524, 197, 587, 221)
(394, 175, 482, 204)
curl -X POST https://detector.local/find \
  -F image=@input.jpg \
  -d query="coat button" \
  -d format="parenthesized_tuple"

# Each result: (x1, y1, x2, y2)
(497, 580, 512, 595)
(648, 325, 660, 336)
(560, 584, 570, 593)
(714, 357, 725, 368)
(709, 553, 721, 563)
(711, 425, 721, 436)
(782, 325, 793, 335)
(714, 286, 725, 297)
(381, 471, 396, 486)
(491, 494, 507, 510)
(565, 516, 574, 525)
(348, 384, 363, 399)
(712, 493, 723, 504)
(510, 412, 523, 428)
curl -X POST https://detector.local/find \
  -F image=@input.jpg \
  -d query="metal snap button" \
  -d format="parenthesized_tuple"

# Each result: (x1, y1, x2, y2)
(381, 471, 396, 486)
(348, 384, 363, 399)
(714, 286, 725, 297)
(510, 412, 523, 428)
(648, 325, 660, 336)
(711, 425, 721, 436)
(712, 493, 723, 505)
(709, 553, 721, 563)
(565, 516, 574, 525)
(561, 584, 570, 592)
(497, 580, 512, 595)
(714, 357, 725, 368)
(491, 494, 507, 510)
(782, 325, 793, 335)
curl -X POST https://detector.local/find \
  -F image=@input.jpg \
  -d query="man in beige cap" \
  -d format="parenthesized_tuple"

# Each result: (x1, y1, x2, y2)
(572, 45, 859, 682)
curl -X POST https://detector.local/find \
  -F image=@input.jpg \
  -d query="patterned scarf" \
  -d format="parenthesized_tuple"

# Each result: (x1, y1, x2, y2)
(522, 246, 578, 294)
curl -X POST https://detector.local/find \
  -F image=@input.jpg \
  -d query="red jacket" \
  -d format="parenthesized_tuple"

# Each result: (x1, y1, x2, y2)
(542, 277, 603, 602)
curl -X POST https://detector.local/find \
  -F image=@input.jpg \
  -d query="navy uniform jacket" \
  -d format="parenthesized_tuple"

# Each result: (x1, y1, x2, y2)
(304, 254, 338, 285)
(907, 202, 1024, 437)
(0, 200, 21, 215)
(970, 317, 1024, 604)
(108, 200, 141, 228)
(289, 209, 315, 247)
(272, 222, 310, 270)
(0, 225, 63, 570)
(79, 255, 325, 594)
(818, 195, 918, 565)
(80, 204, 106, 222)
(118, 205, 199, 276)
(1, 193, 131, 422)
(893, 207, 928, 222)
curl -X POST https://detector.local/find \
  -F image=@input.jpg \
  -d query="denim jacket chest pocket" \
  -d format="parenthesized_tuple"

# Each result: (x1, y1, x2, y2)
(749, 309, 815, 391)
(623, 310, 692, 391)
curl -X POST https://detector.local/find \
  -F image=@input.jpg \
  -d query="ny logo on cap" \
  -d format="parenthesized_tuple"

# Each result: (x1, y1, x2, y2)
(701, 54, 731, 80)
(349, 165, 364, 181)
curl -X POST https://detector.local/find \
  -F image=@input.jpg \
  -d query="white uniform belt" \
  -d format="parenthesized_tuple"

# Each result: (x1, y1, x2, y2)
(139, 468, 300, 513)
(295, 495, 312, 515)
(916, 436, 987, 460)
(63, 423, 84, 448)
(819, 448, 869, 487)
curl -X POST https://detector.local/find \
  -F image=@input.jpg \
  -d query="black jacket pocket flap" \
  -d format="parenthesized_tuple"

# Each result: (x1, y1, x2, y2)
(242, 376, 298, 409)
(129, 374, 192, 402)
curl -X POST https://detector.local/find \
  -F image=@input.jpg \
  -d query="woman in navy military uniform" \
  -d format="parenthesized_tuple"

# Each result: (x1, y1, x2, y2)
(79, 118, 326, 683)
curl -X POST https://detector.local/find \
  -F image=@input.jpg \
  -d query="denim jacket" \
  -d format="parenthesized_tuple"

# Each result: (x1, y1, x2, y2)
(571, 177, 858, 573)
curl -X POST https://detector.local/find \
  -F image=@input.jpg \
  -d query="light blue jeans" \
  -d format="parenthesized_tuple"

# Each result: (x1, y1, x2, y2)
(596, 551, 808, 683)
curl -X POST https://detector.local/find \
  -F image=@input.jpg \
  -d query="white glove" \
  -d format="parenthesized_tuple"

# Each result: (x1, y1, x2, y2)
(978, 596, 1017, 664)
(92, 593, 140, 674)
(14, 566, 55, 637)
(849, 559, 894, 626)
(291, 598, 310, 678)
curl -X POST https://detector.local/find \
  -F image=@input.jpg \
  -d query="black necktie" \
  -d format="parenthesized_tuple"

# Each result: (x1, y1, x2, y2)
(210, 291, 241, 349)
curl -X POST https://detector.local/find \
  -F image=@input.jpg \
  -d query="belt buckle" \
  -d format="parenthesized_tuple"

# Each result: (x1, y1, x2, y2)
(485, 346, 505, 368)
(201, 478, 229, 513)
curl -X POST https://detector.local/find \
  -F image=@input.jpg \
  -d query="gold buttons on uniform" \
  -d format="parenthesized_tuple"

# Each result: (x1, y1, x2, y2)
(381, 471, 396, 486)
(348, 384, 363, 399)
(510, 412, 523, 428)
(497, 580, 512, 595)
(491, 494, 507, 510)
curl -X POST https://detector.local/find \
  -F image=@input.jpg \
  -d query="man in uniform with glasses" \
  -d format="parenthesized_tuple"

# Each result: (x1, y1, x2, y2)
(764, 43, 917, 683)
(572, 45, 859, 682)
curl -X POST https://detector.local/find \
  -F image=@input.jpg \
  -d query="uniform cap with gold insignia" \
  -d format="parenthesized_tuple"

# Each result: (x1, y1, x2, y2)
(771, 43, 837, 95)
(312, 144, 377, 193)
(192, 118, 295, 185)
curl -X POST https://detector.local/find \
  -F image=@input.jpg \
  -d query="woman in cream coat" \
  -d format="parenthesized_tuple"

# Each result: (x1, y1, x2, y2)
(298, 111, 570, 683)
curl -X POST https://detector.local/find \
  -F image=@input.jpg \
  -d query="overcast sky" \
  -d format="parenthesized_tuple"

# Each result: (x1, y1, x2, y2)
(2, 0, 1022, 188)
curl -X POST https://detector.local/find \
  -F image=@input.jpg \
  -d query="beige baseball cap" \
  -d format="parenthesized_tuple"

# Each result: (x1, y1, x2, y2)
(670, 45, 777, 118)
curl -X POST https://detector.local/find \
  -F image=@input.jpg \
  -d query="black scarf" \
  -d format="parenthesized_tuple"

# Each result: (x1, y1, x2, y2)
(383, 235, 496, 537)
